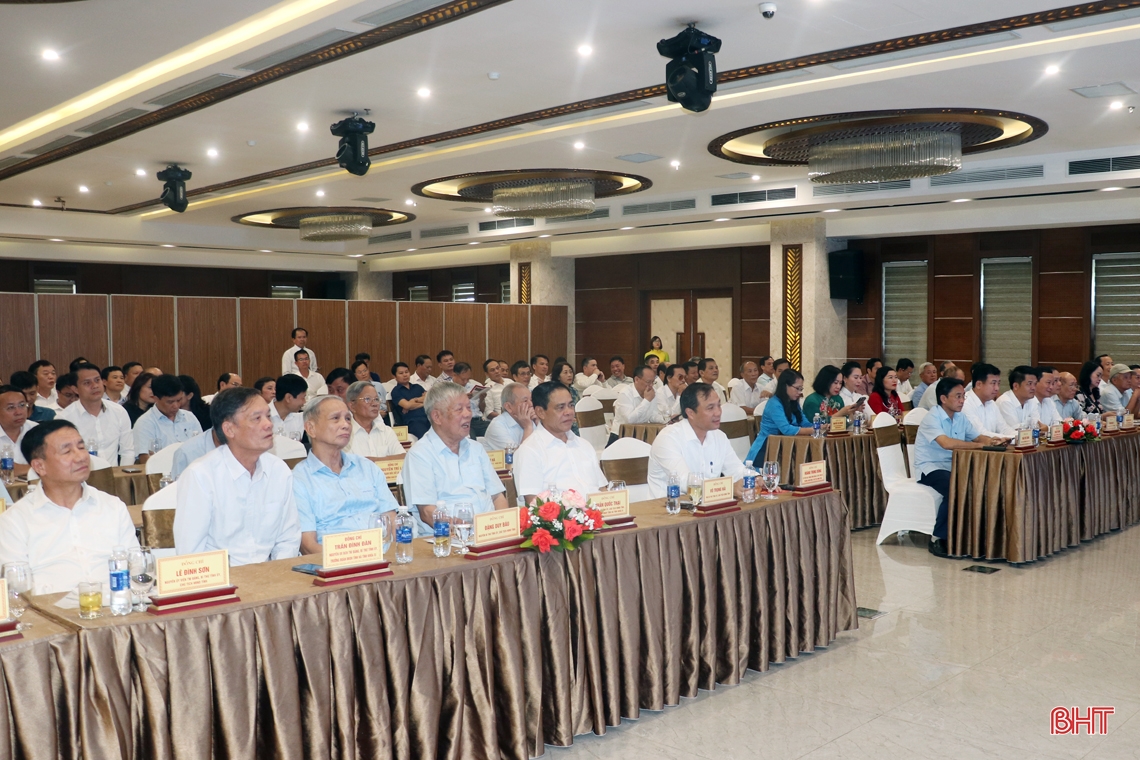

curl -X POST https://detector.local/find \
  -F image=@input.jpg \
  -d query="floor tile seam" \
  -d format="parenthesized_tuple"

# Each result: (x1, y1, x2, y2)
(879, 710, 1088, 760)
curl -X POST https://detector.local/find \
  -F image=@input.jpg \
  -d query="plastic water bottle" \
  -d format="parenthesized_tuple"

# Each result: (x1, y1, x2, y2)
(812, 414, 822, 438)
(854, 416, 862, 436)
(0, 444, 13, 485)
(666, 471, 682, 515)
(86, 438, 99, 458)
(1095, 418, 1102, 436)
(433, 502, 451, 558)
(504, 445, 515, 469)
(108, 545, 131, 616)
(742, 460, 757, 503)
(1032, 426, 1040, 446)
(1117, 412, 1124, 429)
(395, 507, 414, 564)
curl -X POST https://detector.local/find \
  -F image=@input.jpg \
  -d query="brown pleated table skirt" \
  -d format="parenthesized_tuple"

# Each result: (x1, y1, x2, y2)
(765, 433, 888, 529)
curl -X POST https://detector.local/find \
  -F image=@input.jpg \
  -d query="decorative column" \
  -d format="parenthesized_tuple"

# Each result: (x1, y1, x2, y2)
(510, 240, 575, 356)
(346, 261, 393, 300)
(769, 218, 847, 375)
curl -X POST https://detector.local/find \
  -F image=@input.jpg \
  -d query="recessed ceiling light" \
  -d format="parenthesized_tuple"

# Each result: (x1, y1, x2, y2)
(539, 234, 551, 238)
(296, 122, 309, 132)
(31, 199, 41, 206)
(951, 198, 972, 203)
(207, 148, 219, 157)
(573, 141, 585, 150)
(577, 44, 592, 57)
(714, 218, 729, 222)
(316, 190, 325, 197)
(406, 248, 416, 252)
(487, 72, 500, 80)
(259, 249, 272, 253)
(417, 87, 431, 98)
(348, 254, 363, 258)
(1101, 186, 1124, 191)
(670, 160, 680, 168)
(78, 185, 89, 193)
(1111, 101, 1125, 110)
(823, 208, 841, 213)
(751, 175, 760, 181)
(42, 49, 60, 61)
(1045, 65, 1060, 75)
(483, 207, 492, 212)
(469, 241, 479, 245)
(620, 226, 633, 230)
(160, 244, 175, 248)
(48, 238, 63, 242)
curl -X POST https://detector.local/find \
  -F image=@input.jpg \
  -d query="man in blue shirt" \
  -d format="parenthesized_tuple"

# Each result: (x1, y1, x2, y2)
(292, 395, 399, 556)
(133, 374, 202, 459)
(913, 377, 1004, 557)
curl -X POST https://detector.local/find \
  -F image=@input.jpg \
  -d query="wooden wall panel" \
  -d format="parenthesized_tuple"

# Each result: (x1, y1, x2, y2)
(932, 235, 976, 275)
(38, 294, 108, 369)
(443, 302, 488, 372)
(0, 293, 36, 381)
(530, 305, 568, 363)
(177, 297, 237, 388)
(239, 298, 294, 383)
(575, 323, 635, 361)
(1037, 318, 1086, 367)
(488, 304, 528, 367)
(397, 301, 445, 366)
(932, 275, 974, 318)
(297, 300, 347, 371)
(932, 319, 974, 364)
(740, 319, 770, 363)
(846, 319, 878, 363)
(111, 296, 175, 372)
(347, 301, 397, 381)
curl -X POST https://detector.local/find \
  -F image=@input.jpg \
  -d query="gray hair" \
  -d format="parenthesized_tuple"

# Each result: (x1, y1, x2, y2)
(302, 394, 346, 425)
(425, 380, 467, 421)
(345, 380, 374, 404)
(501, 381, 528, 407)
(918, 362, 935, 374)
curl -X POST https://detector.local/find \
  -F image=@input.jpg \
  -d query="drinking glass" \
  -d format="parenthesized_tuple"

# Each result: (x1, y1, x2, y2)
(3, 562, 33, 629)
(374, 512, 392, 557)
(687, 473, 703, 506)
(128, 547, 155, 612)
(287, 430, 303, 442)
(78, 582, 102, 619)
(606, 480, 627, 492)
(451, 503, 474, 555)
(761, 461, 780, 500)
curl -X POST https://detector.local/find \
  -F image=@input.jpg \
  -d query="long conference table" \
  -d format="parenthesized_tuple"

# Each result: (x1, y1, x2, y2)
(2, 492, 856, 760)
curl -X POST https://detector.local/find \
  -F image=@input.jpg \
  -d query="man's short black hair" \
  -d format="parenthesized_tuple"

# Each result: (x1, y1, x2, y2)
(1095, 353, 1112, 363)
(216, 372, 234, 390)
(531, 380, 570, 410)
(68, 357, 89, 373)
(971, 363, 1001, 386)
(609, 355, 625, 365)
(511, 360, 529, 377)
(0, 384, 22, 399)
(759, 355, 773, 366)
(414, 355, 431, 367)
(354, 352, 371, 363)
(697, 357, 716, 372)
(1035, 365, 1056, 376)
(665, 363, 686, 381)
(291, 327, 307, 338)
(100, 365, 122, 380)
(73, 363, 101, 378)
(482, 358, 498, 372)
(896, 358, 915, 371)
(774, 358, 790, 370)
(1009, 365, 1038, 387)
(935, 377, 965, 407)
(530, 354, 548, 367)
(275, 373, 308, 401)
(436, 350, 453, 363)
(8, 371, 36, 391)
(55, 372, 77, 391)
(20, 419, 78, 464)
(28, 359, 54, 375)
(682, 361, 699, 373)
(866, 358, 882, 371)
(454, 362, 471, 375)
(121, 361, 141, 375)
(679, 382, 717, 420)
(150, 374, 184, 399)
(210, 387, 263, 444)
(391, 361, 409, 375)
(326, 367, 353, 387)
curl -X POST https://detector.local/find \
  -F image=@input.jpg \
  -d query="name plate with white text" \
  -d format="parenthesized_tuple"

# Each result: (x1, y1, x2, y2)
(589, 489, 629, 519)
(391, 426, 409, 442)
(487, 449, 506, 471)
(1016, 429, 1035, 447)
(156, 550, 230, 597)
(373, 455, 404, 483)
(702, 476, 733, 506)
(1125, 414, 1135, 430)
(1049, 423, 1064, 443)
(1105, 417, 1119, 433)
(829, 415, 847, 433)
(473, 509, 521, 546)
(799, 460, 828, 487)
(322, 528, 384, 569)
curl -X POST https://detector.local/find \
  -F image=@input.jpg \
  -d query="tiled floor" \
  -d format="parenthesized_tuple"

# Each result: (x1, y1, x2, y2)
(546, 526, 1140, 759)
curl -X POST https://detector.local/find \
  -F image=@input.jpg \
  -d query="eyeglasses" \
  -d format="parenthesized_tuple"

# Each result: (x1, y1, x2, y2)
(2, 402, 29, 413)
(359, 397, 380, 405)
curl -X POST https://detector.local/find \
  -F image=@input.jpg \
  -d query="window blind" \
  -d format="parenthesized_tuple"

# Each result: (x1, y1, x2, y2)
(882, 262, 928, 368)
(1094, 254, 1140, 362)
(270, 284, 303, 299)
(451, 283, 475, 302)
(408, 285, 429, 302)
(981, 258, 1033, 390)
(33, 278, 76, 294)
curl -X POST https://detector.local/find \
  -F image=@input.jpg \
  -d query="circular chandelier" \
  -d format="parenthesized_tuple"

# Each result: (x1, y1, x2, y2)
(232, 206, 412, 243)
(298, 213, 372, 241)
(491, 178, 596, 218)
(807, 130, 962, 185)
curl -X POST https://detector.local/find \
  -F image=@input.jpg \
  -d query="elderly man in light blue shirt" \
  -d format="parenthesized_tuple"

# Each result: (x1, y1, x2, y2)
(134, 374, 202, 458)
(292, 395, 398, 555)
(482, 382, 537, 453)
(403, 382, 508, 531)
(169, 428, 219, 480)
(913, 377, 1003, 558)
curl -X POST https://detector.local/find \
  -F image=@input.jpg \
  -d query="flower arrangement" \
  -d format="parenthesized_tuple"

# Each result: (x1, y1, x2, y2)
(1062, 419, 1099, 444)
(520, 488, 605, 553)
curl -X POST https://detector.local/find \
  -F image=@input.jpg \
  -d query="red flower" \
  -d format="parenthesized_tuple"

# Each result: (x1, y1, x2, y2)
(585, 508, 604, 530)
(519, 507, 531, 530)
(1085, 424, 1097, 435)
(531, 528, 556, 553)
(1063, 421, 1072, 433)
(1071, 429, 1084, 440)
(538, 501, 561, 523)
(563, 519, 584, 541)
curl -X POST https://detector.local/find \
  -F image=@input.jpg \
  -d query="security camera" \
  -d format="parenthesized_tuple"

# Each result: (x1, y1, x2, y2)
(759, 2, 777, 19)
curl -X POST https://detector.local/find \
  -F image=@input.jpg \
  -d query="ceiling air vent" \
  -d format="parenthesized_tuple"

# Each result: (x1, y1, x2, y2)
(77, 108, 150, 134)
(716, 172, 756, 180)
(479, 218, 533, 231)
(353, 196, 390, 203)
(1069, 155, 1140, 175)
(145, 74, 238, 106)
(711, 187, 797, 205)
(930, 165, 1044, 186)
(28, 135, 82, 155)
(545, 208, 610, 224)
(420, 224, 469, 239)
(370, 230, 412, 244)
(1071, 82, 1136, 99)
(616, 153, 662, 163)
(236, 30, 355, 71)
(813, 180, 911, 197)
(623, 199, 696, 215)
(0, 156, 26, 171)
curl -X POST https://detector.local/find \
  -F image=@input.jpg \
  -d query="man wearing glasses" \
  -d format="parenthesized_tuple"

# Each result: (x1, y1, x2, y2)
(344, 381, 404, 457)
(0, 385, 37, 478)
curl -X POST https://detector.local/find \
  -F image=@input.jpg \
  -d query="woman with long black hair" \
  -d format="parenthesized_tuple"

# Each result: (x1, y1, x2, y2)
(747, 369, 813, 462)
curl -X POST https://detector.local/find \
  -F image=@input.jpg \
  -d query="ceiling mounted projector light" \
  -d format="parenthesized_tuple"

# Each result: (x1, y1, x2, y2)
(299, 213, 372, 241)
(807, 130, 962, 184)
(330, 115, 375, 176)
(657, 26, 721, 113)
(492, 178, 595, 218)
(156, 164, 192, 213)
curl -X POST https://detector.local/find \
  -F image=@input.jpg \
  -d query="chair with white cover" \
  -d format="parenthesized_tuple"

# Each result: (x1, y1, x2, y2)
(575, 396, 608, 453)
(718, 403, 752, 462)
(144, 442, 182, 476)
(592, 387, 619, 426)
(89, 455, 113, 471)
(598, 437, 653, 503)
(873, 411, 941, 544)
(902, 407, 927, 446)
(726, 377, 742, 392)
(272, 435, 307, 460)
(580, 384, 602, 397)
(141, 481, 179, 558)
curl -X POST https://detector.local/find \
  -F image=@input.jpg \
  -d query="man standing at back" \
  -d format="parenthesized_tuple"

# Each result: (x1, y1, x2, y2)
(282, 328, 317, 375)
(58, 363, 134, 465)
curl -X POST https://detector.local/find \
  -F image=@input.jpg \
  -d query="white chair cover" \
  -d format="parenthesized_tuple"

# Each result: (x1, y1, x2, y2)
(272, 435, 307, 459)
(592, 387, 619, 426)
(89, 455, 113, 471)
(598, 437, 653, 503)
(719, 403, 751, 461)
(873, 411, 942, 544)
(903, 407, 928, 426)
(142, 481, 179, 558)
(581, 385, 601, 397)
(574, 396, 608, 454)
(144, 442, 182, 476)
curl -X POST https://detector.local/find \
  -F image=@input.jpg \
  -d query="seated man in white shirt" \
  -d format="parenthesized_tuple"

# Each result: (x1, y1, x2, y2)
(996, 365, 1044, 431)
(1100, 363, 1140, 417)
(282, 327, 316, 376)
(101, 365, 127, 405)
(483, 358, 508, 418)
(29, 360, 58, 408)
(411, 355, 436, 391)
(58, 363, 134, 465)
(695, 358, 728, 403)
(170, 427, 220, 480)
(202, 372, 242, 404)
(729, 361, 765, 415)
(453, 362, 491, 437)
(756, 356, 777, 394)
(610, 365, 668, 442)
(895, 358, 915, 402)
(514, 381, 608, 503)
(604, 356, 633, 388)
(0, 420, 139, 595)
(647, 383, 746, 499)
(1095, 354, 1113, 393)
(1033, 365, 1062, 428)
(54, 373, 79, 412)
(269, 373, 307, 440)
(656, 364, 688, 420)
(173, 387, 301, 565)
(918, 363, 958, 411)
(1055, 371, 1082, 420)
(435, 350, 457, 384)
(0, 385, 37, 477)
(528, 354, 550, 389)
(133, 374, 203, 460)
(345, 380, 403, 457)
(291, 350, 327, 397)
(510, 360, 533, 387)
(573, 356, 606, 392)
(482, 382, 537, 453)
(402, 382, 508, 531)
(962, 363, 1015, 440)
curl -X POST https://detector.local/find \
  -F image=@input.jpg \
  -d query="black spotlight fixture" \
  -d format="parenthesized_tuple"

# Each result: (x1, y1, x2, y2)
(156, 164, 192, 213)
(330, 115, 375, 176)
(657, 26, 722, 113)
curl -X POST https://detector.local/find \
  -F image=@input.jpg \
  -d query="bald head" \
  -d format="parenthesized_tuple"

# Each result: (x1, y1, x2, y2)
(1057, 372, 1078, 402)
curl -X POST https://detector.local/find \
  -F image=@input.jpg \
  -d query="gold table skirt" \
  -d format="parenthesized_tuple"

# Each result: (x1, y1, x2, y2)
(764, 434, 887, 529)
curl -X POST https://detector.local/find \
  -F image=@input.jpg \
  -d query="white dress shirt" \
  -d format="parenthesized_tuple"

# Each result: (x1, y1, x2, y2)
(513, 425, 608, 499)
(173, 445, 301, 566)
(573, 372, 604, 392)
(269, 402, 304, 440)
(410, 373, 436, 392)
(0, 483, 139, 594)
(1101, 382, 1127, 413)
(345, 419, 404, 458)
(696, 379, 728, 403)
(729, 381, 765, 412)
(482, 413, 534, 452)
(0, 421, 36, 464)
(962, 389, 1015, 438)
(292, 370, 327, 397)
(996, 390, 1040, 429)
(917, 382, 940, 411)
(36, 389, 58, 408)
(656, 385, 682, 419)
(759, 374, 777, 393)
(58, 401, 135, 465)
(647, 420, 746, 498)
(170, 429, 218, 480)
(282, 345, 317, 375)
(603, 375, 633, 389)
(485, 379, 508, 416)
(840, 387, 873, 422)
(133, 406, 203, 456)
(611, 383, 667, 434)
(1036, 395, 1062, 427)
(897, 379, 914, 403)
(528, 374, 549, 389)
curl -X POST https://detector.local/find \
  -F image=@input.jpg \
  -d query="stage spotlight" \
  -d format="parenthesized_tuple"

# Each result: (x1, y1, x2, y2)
(657, 26, 721, 113)
(330, 115, 375, 176)
(156, 164, 192, 213)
